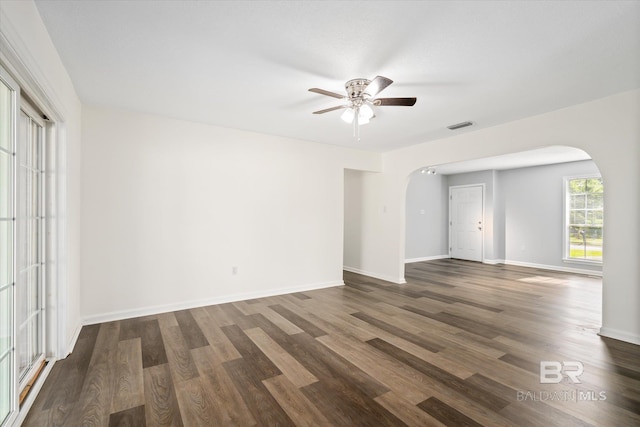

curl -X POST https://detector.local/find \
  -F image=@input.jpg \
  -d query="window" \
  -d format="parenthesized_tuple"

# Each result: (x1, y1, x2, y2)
(565, 176, 603, 262)
(0, 64, 48, 426)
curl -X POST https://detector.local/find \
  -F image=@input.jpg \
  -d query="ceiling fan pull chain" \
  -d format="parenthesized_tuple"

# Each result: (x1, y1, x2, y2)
(355, 107, 359, 140)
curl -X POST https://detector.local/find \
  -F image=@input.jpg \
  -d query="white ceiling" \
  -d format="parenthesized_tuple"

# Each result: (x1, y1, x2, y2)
(35, 1, 640, 153)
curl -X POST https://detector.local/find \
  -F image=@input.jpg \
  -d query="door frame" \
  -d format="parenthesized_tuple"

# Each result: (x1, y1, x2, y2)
(448, 184, 485, 262)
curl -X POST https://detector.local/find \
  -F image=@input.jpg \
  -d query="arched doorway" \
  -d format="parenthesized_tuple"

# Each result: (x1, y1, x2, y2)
(403, 145, 604, 317)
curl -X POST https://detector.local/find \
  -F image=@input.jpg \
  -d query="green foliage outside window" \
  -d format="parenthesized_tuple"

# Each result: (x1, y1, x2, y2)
(568, 177, 603, 261)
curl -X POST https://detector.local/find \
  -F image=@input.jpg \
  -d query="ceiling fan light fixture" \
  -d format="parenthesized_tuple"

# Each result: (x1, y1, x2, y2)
(359, 104, 374, 121)
(341, 108, 355, 123)
(309, 75, 416, 138)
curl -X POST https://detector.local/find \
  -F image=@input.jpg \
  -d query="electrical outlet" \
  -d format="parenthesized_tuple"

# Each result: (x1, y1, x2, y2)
(232, 266, 238, 275)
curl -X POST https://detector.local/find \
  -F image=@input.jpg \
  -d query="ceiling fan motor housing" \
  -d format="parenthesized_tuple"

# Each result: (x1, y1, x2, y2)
(345, 79, 371, 101)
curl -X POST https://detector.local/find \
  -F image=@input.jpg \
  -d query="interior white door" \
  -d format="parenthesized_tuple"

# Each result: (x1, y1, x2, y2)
(450, 185, 483, 262)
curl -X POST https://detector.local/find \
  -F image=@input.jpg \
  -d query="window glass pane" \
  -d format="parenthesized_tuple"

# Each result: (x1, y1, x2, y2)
(0, 152, 9, 219)
(570, 194, 585, 209)
(567, 176, 603, 262)
(0, 287, 11, 355)
(586, 178, 603, 193)
(0, 353, 11, 425)
(18, 112, 28, 168)
(570, 210, 585, 225)
(568, 178, 585, 194)
(30, 121, 39, 169)
(587, 193, 603, 209)
(588, 211, 603, 225)
(0, 222, 11, 288)
(31, 171, 39, 217)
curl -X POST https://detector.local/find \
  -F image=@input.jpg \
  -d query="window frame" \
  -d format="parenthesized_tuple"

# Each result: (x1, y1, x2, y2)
(562, 173, 603, 265)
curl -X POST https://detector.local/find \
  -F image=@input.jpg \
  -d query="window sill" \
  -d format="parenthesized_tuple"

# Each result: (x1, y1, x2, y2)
(562, 258, 602, 266)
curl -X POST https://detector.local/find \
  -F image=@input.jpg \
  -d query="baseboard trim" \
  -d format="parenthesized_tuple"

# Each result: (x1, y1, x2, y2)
(82, 280, 344, 325)
(65, 322, 83, 357)
(405, 255, 450, 264)
(483, 258, 505, 265)
(599, 327, 640, 346)
(343, 266, 406, 284)
(503, 260, 602, 277)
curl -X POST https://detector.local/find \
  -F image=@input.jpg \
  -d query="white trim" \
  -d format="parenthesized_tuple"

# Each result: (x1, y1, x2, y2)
(13, 358, 56, 427)
(483, 259, 505, 265)
(405, 255, 450, 264)
(599, 327, 640, 346)
(65, 322, 82, 358)
(343, 266, 407, 284)
(82, 280, 345, 325)
(504, 259, 602, 276)
(562, 257, 602, 266)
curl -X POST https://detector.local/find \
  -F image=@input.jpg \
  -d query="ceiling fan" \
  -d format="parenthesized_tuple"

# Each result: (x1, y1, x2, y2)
(308, 75, 417, 139)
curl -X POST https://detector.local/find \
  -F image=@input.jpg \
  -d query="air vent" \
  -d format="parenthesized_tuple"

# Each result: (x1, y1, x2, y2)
(447, 121, 474, 130)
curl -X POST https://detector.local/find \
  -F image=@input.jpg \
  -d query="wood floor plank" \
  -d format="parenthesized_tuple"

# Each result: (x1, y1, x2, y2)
(352, 311, 444, 353)
(375, 391, 446, 427)
(143, 363, 184, 427)
(223, 357, 295, 426)
(252, 304, 305, 335)
(173, 377, 220, 426)
(190, 307, 242, 364)
(22, 260, 640, 426)
(72, 321, 121, 426)
(220, 323, 281, 380)
(301, 377, 407, 427)
(160, 325, 200, 383)
(109, 405, 146, 427)
(190, 346, 256, 426)
(111, 338, 145, 413)
(41, 324, 100, 410)
(317, 333, 430, 404)
(269, 304, 328, 337)
(417, 396, 485, 427)
(263, 375, 333, 426)
(244, 326, 318, 387)
(140, 319, 169, 369)
(174, 309, 209, 350)
(368, 337, 511, 412)
(246, 312, 390, 398)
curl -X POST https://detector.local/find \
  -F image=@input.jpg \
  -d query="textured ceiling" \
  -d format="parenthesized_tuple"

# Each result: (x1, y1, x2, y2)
(35, 1, 640, 152)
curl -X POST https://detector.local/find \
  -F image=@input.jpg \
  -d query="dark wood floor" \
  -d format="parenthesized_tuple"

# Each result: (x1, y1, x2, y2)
(23, 259, 640, 426)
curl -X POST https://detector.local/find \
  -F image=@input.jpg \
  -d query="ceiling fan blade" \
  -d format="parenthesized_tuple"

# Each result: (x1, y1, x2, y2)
(308, 88, 345, 99)
(373, 97, 417, 106)
(312, 105, 348, 114)
(366, 76, 393, 97)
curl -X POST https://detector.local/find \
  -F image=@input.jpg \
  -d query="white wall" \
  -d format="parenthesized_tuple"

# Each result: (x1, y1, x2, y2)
(0, 1, 83, 356)
(404, 170, 448, 261)
(343, 168, 405, 283)
(502, 160, 601, 273)
(81, 106, 380, 322)
(356, 89, 640, 345)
